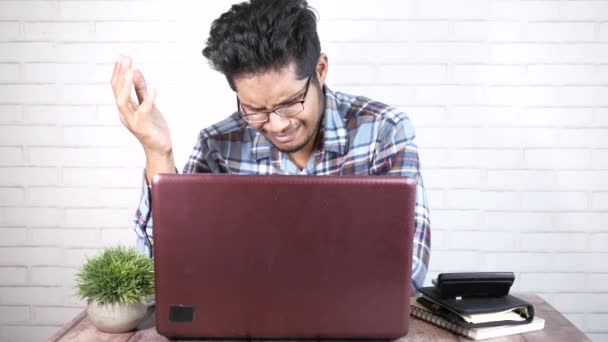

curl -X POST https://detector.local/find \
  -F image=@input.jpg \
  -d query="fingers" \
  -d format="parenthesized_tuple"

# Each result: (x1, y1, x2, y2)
(133, 69, 148, 104)
(137, 87, 156, 115)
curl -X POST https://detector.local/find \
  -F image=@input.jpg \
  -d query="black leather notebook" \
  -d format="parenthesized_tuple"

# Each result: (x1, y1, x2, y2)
(418, 286, 535, 328)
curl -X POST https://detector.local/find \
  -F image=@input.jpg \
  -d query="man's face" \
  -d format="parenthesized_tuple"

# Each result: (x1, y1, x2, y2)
(233, 61, 325, 154)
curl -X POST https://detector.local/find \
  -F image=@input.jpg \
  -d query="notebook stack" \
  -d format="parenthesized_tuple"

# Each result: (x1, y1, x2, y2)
(410, 272, 545, 340)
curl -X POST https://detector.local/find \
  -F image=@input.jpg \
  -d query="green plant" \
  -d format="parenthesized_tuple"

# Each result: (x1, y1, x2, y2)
(76, 246, 154, 305)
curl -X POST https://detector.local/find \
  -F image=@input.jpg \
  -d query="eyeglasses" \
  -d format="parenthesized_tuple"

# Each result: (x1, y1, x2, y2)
(237, 75, 312, 124)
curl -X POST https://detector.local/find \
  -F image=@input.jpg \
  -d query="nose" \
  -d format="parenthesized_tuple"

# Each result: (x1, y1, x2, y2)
(263, 112, 291, 133)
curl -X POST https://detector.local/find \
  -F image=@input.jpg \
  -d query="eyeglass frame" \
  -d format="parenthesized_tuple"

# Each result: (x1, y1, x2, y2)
(236, 75, 313, 124)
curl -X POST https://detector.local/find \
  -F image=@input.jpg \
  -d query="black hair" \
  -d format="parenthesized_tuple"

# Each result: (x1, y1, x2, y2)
(202, 0, 321, 91)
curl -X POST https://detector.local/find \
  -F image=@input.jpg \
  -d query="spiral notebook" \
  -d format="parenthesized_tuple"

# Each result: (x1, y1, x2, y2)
(410, 297, 545, 340)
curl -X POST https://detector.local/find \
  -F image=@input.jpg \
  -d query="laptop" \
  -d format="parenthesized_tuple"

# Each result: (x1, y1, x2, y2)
(151, 174, 416, 339)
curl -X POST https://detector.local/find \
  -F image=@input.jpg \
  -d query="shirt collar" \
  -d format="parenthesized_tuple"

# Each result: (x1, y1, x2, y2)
(252, 85, 349, 161)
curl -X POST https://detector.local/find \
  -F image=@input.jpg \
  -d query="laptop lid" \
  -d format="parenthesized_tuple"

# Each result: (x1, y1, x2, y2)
(152, 174, 416, 339)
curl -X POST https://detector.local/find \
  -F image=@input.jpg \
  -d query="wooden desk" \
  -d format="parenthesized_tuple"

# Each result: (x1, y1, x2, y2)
(49, 294, 589, 342)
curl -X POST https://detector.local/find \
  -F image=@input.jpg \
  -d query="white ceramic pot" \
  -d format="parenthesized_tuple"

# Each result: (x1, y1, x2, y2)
(87, 300, 148, 333)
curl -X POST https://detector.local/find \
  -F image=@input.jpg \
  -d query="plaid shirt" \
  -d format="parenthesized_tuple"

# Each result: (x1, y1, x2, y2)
(134, 86, 431, 293)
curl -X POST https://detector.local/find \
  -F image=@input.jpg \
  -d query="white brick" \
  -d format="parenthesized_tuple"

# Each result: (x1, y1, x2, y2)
(592, 150, 608, 169)
(316, 20, 378, 42)
(550, 293, 608, 313)
(416, 0, 488, 19)
(0, 125, 60, 145)
(423, 169, 482, 189)
(527, 65, 600, 86)
(0, 22, 19, 41)
(590, 274, 608, 291)
(95, 21, 202, 42)
(525, 23, 595, 43)
(519, 273, 586, 292)
(491, 1, 608, 21)
(32, 306, 83, 325)
(434, 148, 523, 168)
(0, 63, 19, 83)
(588, 314, 608, 332)
(0, 2, 59, 20)
(553, 213, 608, 232)
(521, 191, 588, 211)
(557, 171, 608, 191)
(27, 187, 100, 207)
(0, 325, 61, 342)
(484, 128, 559, 148)
(378, 21, 450, 42)
(481, 192, 520, 211)
(593, 193, 608, 210)
(28, 146, 144, 168)
(562, 313, 586, 332)
(558, 2, 608, 21)
(452, 65, 522, 85)
(404, 107, 447, 127)
(101, 228, 137, 247)
(483, 212, 553, 231)
(0, 306, 30, 324)
(31, 228, 101, 248)
(430, 230, 446, 250)
(446, 231, 516, 251)
(596, 108, 608, 127)
(98, 187, 141, 208)
(0, 187, 24, 206)
(489, 43, 608, 64)
(63, 126, 137, 147)
(338, 85, 416, 106)
(23, 63, 96, 85)
(590, 234, 608, 252)
(552, 254, 608, 273)
(0, 104, 23, 123)
(1, 207, 63, 227)
(429, 251, 483, 271)
(0, 147, 23, 166)
(0, 286, 65, 306)
(415, 85, 486, 105)
(484, 253, 556, 272)
(65, 208, 133, 228)
(415, 128, 484, 148)
(520, 233, 587, 252)
(560, 129, 608, 148)
(25, 104, 97, 125)
(313, 0, 416, 20)
(488, 86, 608, 107)
(0, 228, 27, 245)
(487, 170, 556, 191)
(0, 85, 109, 105)
(453, 21, 522, 42)
(425, 189, 444, 209)
(29, 266, 78, 287)
(444, 190, 482, 209)
(377, 65, 447, 84)
(62, 168, 145, 188)
(328, 65, 376, 85)
(525, 149, 592, 170)
(0, 267, 27, 285)
(432, 210, 482, 229)
(24, 22, 94, 42)
(0, 42, 57, 63)
(0, 247, 63, 266)
(64, 248, 101, 267)
(0, 167, 58, 186)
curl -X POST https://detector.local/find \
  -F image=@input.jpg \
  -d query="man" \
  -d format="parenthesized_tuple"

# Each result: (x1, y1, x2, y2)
(111, 0, 430, 293)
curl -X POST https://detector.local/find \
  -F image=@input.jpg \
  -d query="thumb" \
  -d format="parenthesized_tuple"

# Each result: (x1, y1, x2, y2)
(138, 87, 156, 114)
(132, 69, 148, 104)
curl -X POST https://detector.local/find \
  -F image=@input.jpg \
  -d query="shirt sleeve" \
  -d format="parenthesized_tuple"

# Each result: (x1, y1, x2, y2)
(134, 136, 213, 258)
(371, 114, 432, 295)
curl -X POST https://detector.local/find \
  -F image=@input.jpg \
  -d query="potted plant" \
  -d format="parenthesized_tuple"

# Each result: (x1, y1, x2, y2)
(75, 246, 154, 333)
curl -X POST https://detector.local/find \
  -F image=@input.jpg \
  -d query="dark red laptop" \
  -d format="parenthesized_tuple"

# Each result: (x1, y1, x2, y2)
(151, 174, 416, 339)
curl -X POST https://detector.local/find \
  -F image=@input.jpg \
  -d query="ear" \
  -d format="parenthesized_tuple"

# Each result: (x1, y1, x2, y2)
(316, 53, 328, 87)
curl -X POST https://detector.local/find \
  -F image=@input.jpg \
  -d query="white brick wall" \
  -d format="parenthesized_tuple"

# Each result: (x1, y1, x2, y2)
(0, 0, 606, 341)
